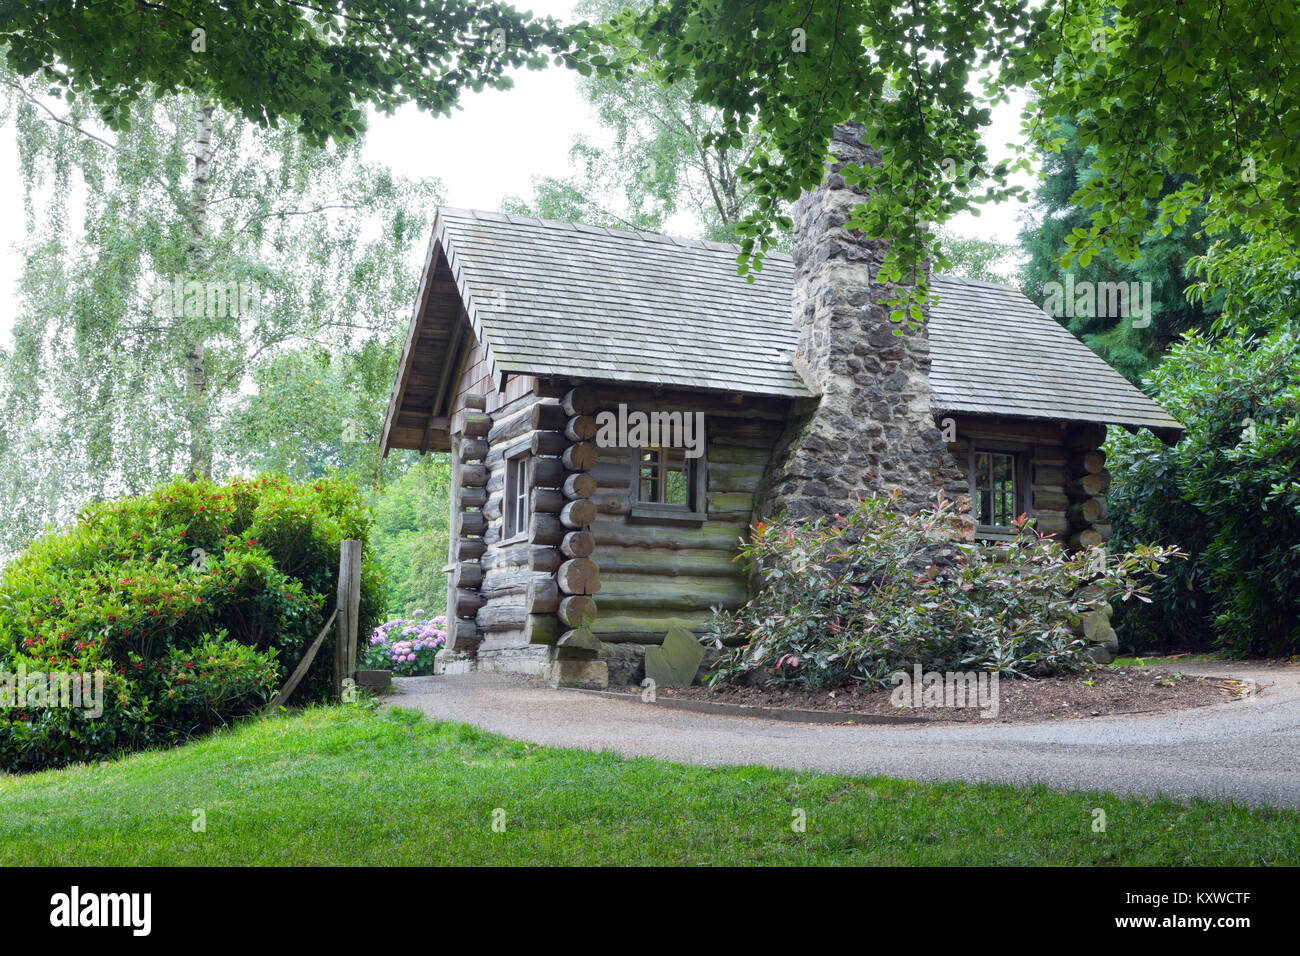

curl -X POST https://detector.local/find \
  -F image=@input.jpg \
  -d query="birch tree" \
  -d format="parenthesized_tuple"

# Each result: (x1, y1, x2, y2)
(0, 79, 440, 554)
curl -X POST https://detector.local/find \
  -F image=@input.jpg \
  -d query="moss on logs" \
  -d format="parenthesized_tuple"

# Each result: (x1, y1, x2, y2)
(558, 595, 597, 627)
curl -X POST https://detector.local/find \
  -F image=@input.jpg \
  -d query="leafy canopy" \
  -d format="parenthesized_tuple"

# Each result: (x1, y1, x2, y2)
(0, 81, 439, 555)
(578, 0, 1299, 298)
(1017, 117, 1223, 383)
(0, 0, 574, 143)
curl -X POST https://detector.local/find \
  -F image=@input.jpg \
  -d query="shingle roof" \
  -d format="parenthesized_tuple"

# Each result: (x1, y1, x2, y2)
(434, 207, 809, 398)
(927, 275, 1182, 433)
(386, 207, 1181, 448)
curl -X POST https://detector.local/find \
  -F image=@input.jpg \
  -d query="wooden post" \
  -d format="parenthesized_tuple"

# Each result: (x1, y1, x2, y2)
(334, 539, 362, 698)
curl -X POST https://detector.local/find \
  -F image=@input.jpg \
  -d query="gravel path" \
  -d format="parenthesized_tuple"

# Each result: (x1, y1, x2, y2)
(390, 660, 1300, 808)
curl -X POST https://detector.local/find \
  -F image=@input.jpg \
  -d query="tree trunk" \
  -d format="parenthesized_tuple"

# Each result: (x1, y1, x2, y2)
(185, 100, 215, 479)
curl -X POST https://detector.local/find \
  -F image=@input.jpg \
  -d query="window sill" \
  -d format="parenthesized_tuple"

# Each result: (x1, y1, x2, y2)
(498, 531, 529, 548)
(629, 504, 707, 526)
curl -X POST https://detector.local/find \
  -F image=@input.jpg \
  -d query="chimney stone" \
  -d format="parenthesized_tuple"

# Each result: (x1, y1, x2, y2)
(757, 123, 971, 530)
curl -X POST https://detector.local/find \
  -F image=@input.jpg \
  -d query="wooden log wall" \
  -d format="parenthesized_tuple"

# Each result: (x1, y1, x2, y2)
(581, 385, 785, 645)
(945, 417, 1116, 659)
(526, 387, 602, 654)
(449, 393, 490, 651)
(471, 388, 558, 653)
(944, 417, 1073, 541)
(1060, 424, 1118, 658)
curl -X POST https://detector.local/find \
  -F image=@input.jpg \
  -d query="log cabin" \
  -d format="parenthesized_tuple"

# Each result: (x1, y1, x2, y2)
(379, 126, 1182, 688)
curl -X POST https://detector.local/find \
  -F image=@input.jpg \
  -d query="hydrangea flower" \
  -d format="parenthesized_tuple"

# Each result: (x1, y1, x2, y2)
(361, 612, 447, 676)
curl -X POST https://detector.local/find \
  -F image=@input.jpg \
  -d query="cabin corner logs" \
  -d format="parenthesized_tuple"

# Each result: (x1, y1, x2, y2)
(445, 378, 786, 684)
(449, 380, 1120, 681)
(448, 393, 489, 654)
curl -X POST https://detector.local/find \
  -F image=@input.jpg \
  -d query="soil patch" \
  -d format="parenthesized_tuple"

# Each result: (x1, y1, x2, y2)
(608, 667, 1248, 724)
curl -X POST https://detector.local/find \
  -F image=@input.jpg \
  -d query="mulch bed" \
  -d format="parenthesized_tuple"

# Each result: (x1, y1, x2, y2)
(608, 667, 1248, 724)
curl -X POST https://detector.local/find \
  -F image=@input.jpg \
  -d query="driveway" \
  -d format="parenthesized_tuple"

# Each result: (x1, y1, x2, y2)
(390, 660, 1300, 808)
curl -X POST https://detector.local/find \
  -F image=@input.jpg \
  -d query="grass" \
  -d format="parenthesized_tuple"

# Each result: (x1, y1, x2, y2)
(0, 705, 1296, 865)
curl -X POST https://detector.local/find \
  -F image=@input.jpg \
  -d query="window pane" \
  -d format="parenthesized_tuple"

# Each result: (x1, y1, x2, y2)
(637, 445, 693, 507)
(974, 451, 1016, 527)
(663, 448, 689, 506)
(505, 456, 528, 538)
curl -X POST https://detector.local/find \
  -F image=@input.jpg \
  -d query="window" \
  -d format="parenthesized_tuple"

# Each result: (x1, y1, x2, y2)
(638, 446, 691, 506)
(628, 444, 706, 523)
(504, 448, 529, 541)
(971, 449, 1019, 530)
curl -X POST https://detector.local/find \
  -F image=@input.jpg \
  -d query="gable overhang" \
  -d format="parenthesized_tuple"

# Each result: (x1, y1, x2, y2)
(380, 213, 508, 456)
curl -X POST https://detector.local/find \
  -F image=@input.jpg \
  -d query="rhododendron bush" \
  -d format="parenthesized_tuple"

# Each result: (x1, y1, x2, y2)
(706, 495, 1182, 690)
(0, 474, 382, 771)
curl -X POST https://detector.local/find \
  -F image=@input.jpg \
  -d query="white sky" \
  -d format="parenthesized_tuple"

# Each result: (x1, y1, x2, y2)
(0, 0, 1036, 347)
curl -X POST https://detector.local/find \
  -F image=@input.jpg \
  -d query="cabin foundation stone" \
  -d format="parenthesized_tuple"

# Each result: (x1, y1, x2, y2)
(547, 659, 609, 689)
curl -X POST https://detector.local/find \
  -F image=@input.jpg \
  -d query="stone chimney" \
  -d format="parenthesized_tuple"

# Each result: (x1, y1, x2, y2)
(757, 123, 970, 528)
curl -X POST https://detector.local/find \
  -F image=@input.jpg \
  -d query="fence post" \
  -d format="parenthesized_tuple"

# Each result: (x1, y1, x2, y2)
(334, 539, 362, 699)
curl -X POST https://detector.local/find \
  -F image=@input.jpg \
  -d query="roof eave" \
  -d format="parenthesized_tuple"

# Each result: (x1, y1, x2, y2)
(380, 210, 507, 456)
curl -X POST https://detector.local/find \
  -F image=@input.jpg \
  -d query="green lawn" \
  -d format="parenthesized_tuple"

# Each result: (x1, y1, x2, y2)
(0, 705, 1295, 865)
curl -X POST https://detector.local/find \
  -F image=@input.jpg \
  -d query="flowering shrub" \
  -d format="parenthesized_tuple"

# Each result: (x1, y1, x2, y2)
(0, 474, 383, 771)
(706, 494, 1183, 690)
(361, 612, 446, 676)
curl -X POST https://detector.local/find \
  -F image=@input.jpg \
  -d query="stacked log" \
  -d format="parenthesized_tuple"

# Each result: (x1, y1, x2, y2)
(468, 393, 562, 645)
(1029, 458, 1070, 539)
(549, 388, 602, 652)
(1062, 424, 1118, 662)
(588, 413, 780, 645)
(449, 394, 489, 651)
(513, 397, 566, 645)
(1063, 424, 1111, 551)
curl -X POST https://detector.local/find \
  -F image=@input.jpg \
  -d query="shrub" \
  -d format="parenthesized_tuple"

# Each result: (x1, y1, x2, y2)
(361, 612, 446, 676)
(706, 494, 1181, 690)
(1107, 325, 1300, 656)
(0, 474, 382, 771)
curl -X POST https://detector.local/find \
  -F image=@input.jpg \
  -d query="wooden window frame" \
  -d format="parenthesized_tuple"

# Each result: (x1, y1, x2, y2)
(502, 440, 531, 545)
(627, 442, 708, 525)
(968, 442, 1031, 540)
